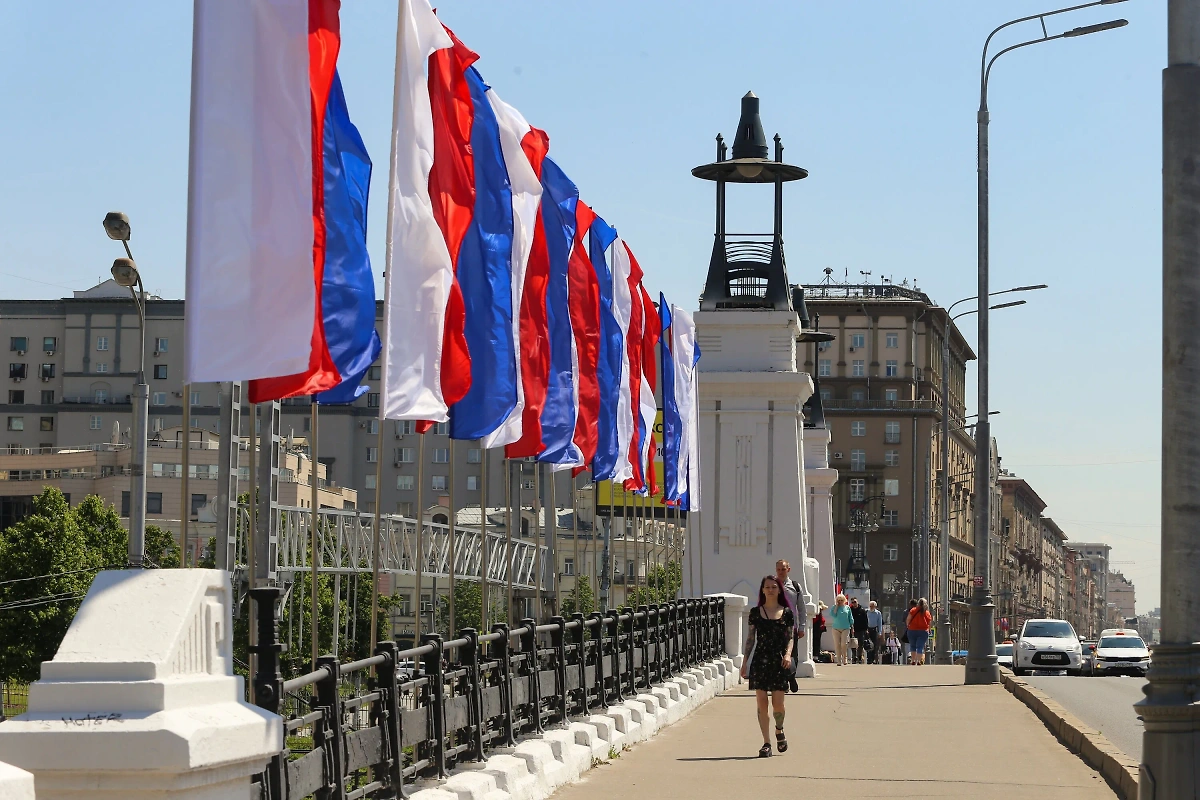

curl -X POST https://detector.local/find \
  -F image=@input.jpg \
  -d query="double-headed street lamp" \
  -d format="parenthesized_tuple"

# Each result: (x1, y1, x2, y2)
(102, 212, 148, 568)
(968, 1, 1127, 687)
(937, 286, 1044, 665)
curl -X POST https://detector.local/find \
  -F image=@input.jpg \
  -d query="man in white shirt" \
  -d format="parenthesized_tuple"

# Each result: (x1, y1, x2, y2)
(775, 560, 806, 690)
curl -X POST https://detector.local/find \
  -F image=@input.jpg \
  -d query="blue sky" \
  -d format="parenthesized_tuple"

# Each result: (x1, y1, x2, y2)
(0, 2, 1163, 611)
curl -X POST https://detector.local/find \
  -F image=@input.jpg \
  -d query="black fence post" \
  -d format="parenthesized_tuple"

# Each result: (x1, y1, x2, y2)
(551, 616, 568, 725)
(636, 606, 650, 690)
(519, 618, 542, 733)
(374, 641, 405, 798)
(314, 655, 346, 800)
(491, 623, 516, 746)
(422, 633, 447, 778)
(589, 611, 606, 709)
(571, 613, 586, 716)
(461, 628, 485, 762)
(610, 610, 624, 703)
(622, 608, 635, 698)
(249, 587, 283, 800)
(716, 596, 727, 657)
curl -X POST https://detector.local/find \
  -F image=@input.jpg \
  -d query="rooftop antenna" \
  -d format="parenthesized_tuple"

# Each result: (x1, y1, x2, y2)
(860, 270, 872, 281)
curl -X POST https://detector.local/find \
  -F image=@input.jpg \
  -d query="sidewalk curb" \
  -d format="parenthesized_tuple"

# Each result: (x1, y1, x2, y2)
(1000, 668, 1138, 799)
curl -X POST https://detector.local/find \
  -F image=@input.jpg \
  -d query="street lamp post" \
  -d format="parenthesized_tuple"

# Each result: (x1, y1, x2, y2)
(103, 212, 148, 568)
(968, 3, 1126, 687)
(938, 287, 1042, 665)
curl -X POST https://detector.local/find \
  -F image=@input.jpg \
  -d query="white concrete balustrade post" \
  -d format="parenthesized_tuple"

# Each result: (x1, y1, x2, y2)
(0, 569, 281, 800)
(707, 592, 749, 670)
(0, 761, 34, 800)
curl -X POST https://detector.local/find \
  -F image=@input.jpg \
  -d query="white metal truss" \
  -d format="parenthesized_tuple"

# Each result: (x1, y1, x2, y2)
(231, 505, 547, 591)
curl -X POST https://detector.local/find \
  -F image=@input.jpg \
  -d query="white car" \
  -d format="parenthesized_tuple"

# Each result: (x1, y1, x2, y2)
(1012, 618, 1083, 676)
(996, 642, 1014, 669)
(1089, 629, 1150, 677)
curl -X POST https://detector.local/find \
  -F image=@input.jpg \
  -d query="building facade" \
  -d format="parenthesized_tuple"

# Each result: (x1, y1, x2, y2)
(1040, 517, 1066, 620)
(799, 280, 975, 639)
(1108, 571, 1136, 624)
(997, 473, 1049, 632)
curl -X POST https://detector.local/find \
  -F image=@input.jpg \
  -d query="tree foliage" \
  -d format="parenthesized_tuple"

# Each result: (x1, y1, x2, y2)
(0, 488, 180, 683)
(561, 575, 596, 616)
(434, 579, 507, 636)
(627, 560, 682, 607)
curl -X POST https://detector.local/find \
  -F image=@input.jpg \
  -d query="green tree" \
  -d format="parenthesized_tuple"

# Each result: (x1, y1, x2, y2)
(434, 579, 507, 636)
(561, 575, 596, 616)
(627, 561, 682, 607)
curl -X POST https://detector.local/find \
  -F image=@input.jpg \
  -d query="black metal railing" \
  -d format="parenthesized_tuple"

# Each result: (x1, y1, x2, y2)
(248, 588, 726, 800)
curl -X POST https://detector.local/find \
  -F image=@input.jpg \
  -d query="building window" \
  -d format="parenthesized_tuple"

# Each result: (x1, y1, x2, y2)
(467, 475, 480, 491)
(433, 422, 448, 435)
(885, 360, 898, 377)
(851, 388, 865, 401)
(6, 416, 22, 431)
(364, 474, 377, 490)
(884, 478, 900, 496)
(564, 558, 575, 576)
(7, 391, 23, 404)
(367, 392, 380, 408)
(96, 336, 109, 351)
(395, 447, 415, 463)
(190, 391, 201, 406)
(395, 420, 414, 436)
(120, 491, 131, 516)
(467, 448, 481, 464)
(94, 389, 108, 403)
(885, 449, 900, 467)
(366, 446, 378, 463)
(90, 415, 102, 430)
(849, 478, 866, 502)
(302, 417, 311, 433)
(396, 475, 414, 491)
(155, 337, 168, 353)
(885, 421, 901, 443)
(147, 492, 163, 515)
(852, 359, 865, 377)
(40, 390, 53, 404)
(154, 365, 168, 380)
(39, 364, 54, 380)
(9, 337, 26, 353)
(883, 543, 899, 561)
(886, 332, 899, 349)
(882, 510, 899, 526)
(851, 333, 865, 349)
(366, 419, 379, 435)
(9, 364, 26, 380)
(368, 365, 381, 381)
(818, 359, 831, 377)
(884, 388, 898, 402)
(39, 417, 53, 432)
(191, 493, 208, 517)
(43, 337, 56, 354)
(152, 392, 167, 406)
(820, 388, 832, 402)
(94, 363, 108, 374)
(850, 449, 866, 472)
(850, 421, 866, 437)
(817, 339, 832, 352)
(432, 448, 449, 464)
(522, 479, 535, 490)
(432, 475, 447, 491)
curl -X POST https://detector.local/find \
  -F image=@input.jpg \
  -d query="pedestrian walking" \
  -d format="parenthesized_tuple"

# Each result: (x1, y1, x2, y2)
(827, 594, 854, 666)
(774, 560, 805, 691)
(906, 597, 933, 665)
(902, 599, 917, 664)
(866, 601, 883, 664)
(886, 631, 901, 665)
(739, 575, 795, 757)
(813, 602, 828, 662)
(849, 598, 869, 663)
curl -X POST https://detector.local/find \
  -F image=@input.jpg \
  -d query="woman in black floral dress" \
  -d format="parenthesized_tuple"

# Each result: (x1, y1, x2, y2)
(738, 575, 795, 757)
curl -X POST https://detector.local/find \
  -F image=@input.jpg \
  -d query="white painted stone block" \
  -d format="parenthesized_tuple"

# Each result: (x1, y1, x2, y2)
(442, 770, 500, 800)
(0, 762, 34, 800)
(0, 569, 281, 800)
(512, 740, 566, 794)
(409, 788, 461, 800)
(566, 721, 610, 761)
(478, 753, 537, 799)
(540, 730, 590, 781)
(583, 714, 616, 743)
(636, 693, 668, 729)
(623, 698, 657, 738)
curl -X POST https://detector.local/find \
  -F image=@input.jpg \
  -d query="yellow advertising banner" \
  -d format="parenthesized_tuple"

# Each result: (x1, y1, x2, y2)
(595, 411, 666, 509)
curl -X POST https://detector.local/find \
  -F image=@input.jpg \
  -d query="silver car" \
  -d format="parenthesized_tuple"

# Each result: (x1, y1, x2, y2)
(996, 642, 1014, 669)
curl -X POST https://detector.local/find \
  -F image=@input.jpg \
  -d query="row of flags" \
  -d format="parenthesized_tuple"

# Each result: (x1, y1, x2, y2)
(182, 0, 700, 511)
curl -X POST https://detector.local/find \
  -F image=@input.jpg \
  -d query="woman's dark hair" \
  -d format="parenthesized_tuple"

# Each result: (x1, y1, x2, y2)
(757, 575, 785, 610)
(908, 599, 919, 609)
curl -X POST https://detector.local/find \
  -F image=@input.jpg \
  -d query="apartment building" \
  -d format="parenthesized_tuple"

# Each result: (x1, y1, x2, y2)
(1040, 517, 1066, 620)
(1108, 571, 1136, 623)
(799, 279, 975, 637)
(997, 472, 1049, 632)
(1073, 542, 1112, 634)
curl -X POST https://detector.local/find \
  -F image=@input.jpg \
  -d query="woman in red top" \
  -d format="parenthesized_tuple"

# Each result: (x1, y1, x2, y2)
(906, 598, 933, 665)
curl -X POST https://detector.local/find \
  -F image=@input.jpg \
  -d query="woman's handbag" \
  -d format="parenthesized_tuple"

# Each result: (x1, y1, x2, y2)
(849, 635, 859, 649)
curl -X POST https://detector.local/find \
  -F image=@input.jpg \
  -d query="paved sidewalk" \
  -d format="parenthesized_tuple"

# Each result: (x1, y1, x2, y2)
(552, 666, 1116, 799)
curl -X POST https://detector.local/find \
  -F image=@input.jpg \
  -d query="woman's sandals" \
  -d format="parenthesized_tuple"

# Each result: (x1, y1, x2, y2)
(775, 728, 787, 753)
(758, 742, 772, 758)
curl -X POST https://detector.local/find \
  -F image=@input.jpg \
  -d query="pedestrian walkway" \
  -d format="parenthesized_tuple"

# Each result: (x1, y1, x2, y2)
(551, 666, 1117, 799)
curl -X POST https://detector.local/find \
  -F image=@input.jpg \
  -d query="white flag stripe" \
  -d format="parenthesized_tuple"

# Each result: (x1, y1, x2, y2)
(184, 0, 314, 384)
(671, 305, 699, 510)
(482, 90, 542, 448)
(610, 237, 635, 483)
(381, 0, 455, 422)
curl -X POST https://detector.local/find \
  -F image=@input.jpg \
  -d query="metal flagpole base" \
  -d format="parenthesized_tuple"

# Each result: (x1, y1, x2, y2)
(964, 587, 999, 685)
(1135, 642, 1200, 798)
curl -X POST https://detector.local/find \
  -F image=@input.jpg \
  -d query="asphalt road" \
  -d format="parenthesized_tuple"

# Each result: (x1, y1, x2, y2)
(1025, 674, 1146, 761)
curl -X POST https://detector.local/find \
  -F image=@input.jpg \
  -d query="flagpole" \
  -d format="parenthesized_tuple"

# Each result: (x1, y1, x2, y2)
(694, 509, 703, 597)
(310, 400, 321, 668)
(533, 462, 542, 623)
(505, 457, 514, 622)
(448, 439, 456, 634)
(368, 420, 385, 653)
(246, 403, 257, 699)
(549, 470, 559, 615)
(180, 385, 190, 565)
(415, 432, 426, 644)
(571, 473, 580, 611)
(608, 490, 615, 611)
(622, 488, 631, 609)
(480, 449, 489, 631)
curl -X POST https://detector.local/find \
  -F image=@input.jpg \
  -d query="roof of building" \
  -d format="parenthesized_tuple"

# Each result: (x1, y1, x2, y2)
(998, 473, 1049, 512)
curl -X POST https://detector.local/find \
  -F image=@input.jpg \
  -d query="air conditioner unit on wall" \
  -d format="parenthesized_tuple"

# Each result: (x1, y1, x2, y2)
(832, 452, 844, 459)
(16, 350, 25, 356)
